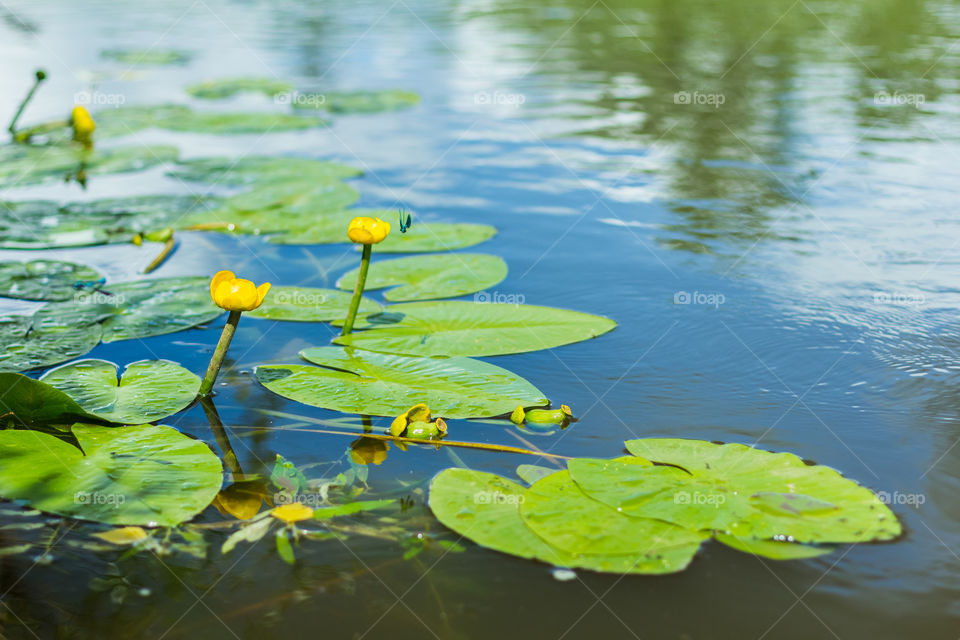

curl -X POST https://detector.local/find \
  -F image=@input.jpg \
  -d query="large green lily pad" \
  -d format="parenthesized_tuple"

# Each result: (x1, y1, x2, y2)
(40, 359, 200, 424)
(265, 209, 390, 245)
(0, 143, 179, 188)
(247, 287, 382, 322)
(186, 77, 294, 99)
(337, 253, 508, 302)
(0, 260, 103, 301)
(290, 89, 420, 114)
(0, 423, 222, 526)
(167, 156, 361, 186)
(332, 300, 617, 357)
(374, 223, 497, 253)
(255, 346, 547, 418)
(91, 105, 323, 137)
(0, 315, 101, 373)
(0, 373, 105, 426)
(101, 49, 193, 65)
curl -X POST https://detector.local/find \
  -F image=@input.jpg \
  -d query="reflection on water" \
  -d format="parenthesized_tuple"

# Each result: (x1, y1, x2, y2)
(2, 0, 960, 637)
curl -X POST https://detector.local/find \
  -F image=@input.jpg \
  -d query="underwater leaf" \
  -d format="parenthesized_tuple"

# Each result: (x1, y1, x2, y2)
(332, 301, 617, 357)
(290, 89, 420, 114)
(372, 223, 497, 253)
(255, 346, 548, 419)
(167, 156, 361, 186)
(610, 439, 902, 543)
(312, 499, 396, 519)
(92, 527, 150, 545)
(0, 372, 105, 426)
(0, 423, 222, 526)
(247, 287, 382, 322)
(0, 143, 179, 188)
(0, 315, 101, 373)
(276, 529, 296, 564)
(40, 359, 200, 424)
(337, 253, 508, 302)
(185, 77, 294, 99)
(222, 513, 274, 554)
(713, 533, 834, 560)
(0, 260, 102, 301)
(101, 49, 192, 65)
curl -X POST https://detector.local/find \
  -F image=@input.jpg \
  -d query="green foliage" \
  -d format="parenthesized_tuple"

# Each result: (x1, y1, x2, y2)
(333, 300, 617, 357)
(371, 223, 497, 253)
(337, 253, 508, 302)
(92, 105, 323, 137)
(247, 286, 382, 322)
(100, 49, 193, 65)
(290, 89, 420, 113)
(0, 315, 101, 373)
(167, 156, 361, 186)
(185, 77, 294, 99)
(0, 423, 222, 526)
(0, 373, 104, 426)
(40, 359, 200, 424)
(0, 260, 103, 301)
(0, 143, 179, 188)
(255, 346, 548, 418)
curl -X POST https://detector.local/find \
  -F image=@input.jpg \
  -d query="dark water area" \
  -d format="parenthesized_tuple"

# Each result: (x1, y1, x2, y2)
(1, 0, 960, 638)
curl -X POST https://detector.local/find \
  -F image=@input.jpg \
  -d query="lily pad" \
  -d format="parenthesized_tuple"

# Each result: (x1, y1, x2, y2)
(186, 77, 294, 99)
(713, 533, 834, 560)
(266, 209, 390, 245)
(337, 253, 508, 302)
(374, 223, 497, 253)
(0, 372, 105, 426)
(0, 423, 222, 526)
(0, 260, 103, 301)
(429, 469, 704, 575)
(597, 439, 903, 544)
(290, 89, 420, 114)
(101, 49, 192, 65)
(0, 315, 101, 373)
(167, 156, 361, 186)
(332, 300, 617, 357)
(255, 346, 548, 419)
(0, 143, 179, 188)
(247, 287, 382, 322)
(40, 359, 200, 424)
(91, 105, 323, 137)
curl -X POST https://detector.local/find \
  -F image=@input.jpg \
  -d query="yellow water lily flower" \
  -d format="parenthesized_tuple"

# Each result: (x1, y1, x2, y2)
(70, 105, 96, 145)
(391, 403, 431, 436)
(347, 216, 390, 244)
(271, 503, 315, 524)
(210, 270, 271, 311)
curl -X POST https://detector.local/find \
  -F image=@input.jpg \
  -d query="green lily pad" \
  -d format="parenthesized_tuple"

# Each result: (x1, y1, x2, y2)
(40, 359, 200, 424)
(255, 346, 548, 419)
(101, 49, 193, 65)
(429, 469, 704, 575)
(266, 209, 390, 245)
(373, 223, 497, 253)
(0, 373, 105, 426)
(0, 143, 179, 188)
(0, 260, 102, 301)
(516, 464, 557, 485)
(222, 179, 359, 215)
(604, 439, 903, 544)
(0, 315, 101, 373)
(34, 276, 221, 344)
(0, 423, 222, 526)
(91, 105, 323, 137)
(337, 253, 508, 302)
(247, 287, 382, 322)
(290, 89, 420, 114)
(167, 156, 361, 186)
(332, 300, 617, 357)
(713, 533, 834, 560)
(186, 77, 294, 99)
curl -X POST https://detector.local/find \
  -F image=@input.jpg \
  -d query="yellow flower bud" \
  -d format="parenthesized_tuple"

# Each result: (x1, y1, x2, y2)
(347, 216, 390, 244)
(510, 406, 526, 425)
(271, 503, 314, 524)
(210, 270, 271, 312)
(70, 105, 96, 145)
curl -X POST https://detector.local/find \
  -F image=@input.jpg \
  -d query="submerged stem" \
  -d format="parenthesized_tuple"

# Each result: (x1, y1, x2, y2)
(199, 310, 242, 397)
(341, 243, 371, 336)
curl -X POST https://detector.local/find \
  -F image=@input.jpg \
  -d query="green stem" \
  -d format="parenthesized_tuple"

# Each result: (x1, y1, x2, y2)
(199, 310, 242, 397)
(8, 70, 46, 137)
(341, 243, 371, 336)
(143, 234, 176, 274)
(199, 396, 243, 476)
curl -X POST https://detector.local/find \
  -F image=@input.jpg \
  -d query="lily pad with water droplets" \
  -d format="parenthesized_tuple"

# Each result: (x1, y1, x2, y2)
(0, 260, 103, 301)
(0, 315, 101, 373)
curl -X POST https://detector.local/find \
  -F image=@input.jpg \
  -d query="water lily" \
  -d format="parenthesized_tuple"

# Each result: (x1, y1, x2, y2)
(341, 216, 391, 335)
(198, 270, 271, 397)
(70, 105, 96, 146)
(271, 503, 315, 524)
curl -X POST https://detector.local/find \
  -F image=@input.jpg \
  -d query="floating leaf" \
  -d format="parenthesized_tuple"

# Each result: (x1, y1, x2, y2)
(337, 253, 507, 302)
(373, 223, 497, 253)
(0, 423, 222, 526)
(290, 89, 420, 114)
(247, 287, 382, 322)
(713, 533, 834, 560)
(0, 315, 101, 373)
(332, 301, 617, 357)
(90, 105, 323, 137)
(167, 156, 360, 186)
(101, 49, 192, 65)
(516, 464, 556, 486)
(609, 439, 902, 543)
(266, 209, 389, 245)
(255, 346, 548, 419)
(0, 372, 105, 426)
(0, 260, 102, 301)
(40, 359, 200, 424)
(185, 77, 294, 99)
(0, 143, 178, 188)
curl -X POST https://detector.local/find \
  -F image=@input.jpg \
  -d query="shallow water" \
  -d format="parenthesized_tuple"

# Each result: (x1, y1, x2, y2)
(2, 0, 960, 638)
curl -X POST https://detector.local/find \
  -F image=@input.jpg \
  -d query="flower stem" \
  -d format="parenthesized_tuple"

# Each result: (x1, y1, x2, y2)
(341, 243, 371, 336)
(8, 70, 46, 137)
(199, 310, 242, 397)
